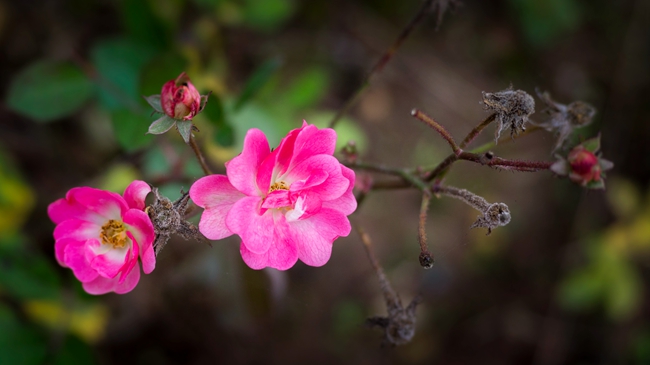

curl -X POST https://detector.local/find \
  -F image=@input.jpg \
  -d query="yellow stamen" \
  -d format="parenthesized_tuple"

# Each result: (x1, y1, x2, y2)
(100, 220, 128, 248)
(268, 181, 289, 193)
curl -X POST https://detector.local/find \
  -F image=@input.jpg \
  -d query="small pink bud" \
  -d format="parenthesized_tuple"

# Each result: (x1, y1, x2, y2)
(161, 72, 202, 120)
(567, 146, 601, 185)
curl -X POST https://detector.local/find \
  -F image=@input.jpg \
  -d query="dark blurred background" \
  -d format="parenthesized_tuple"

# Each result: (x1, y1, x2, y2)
(0, 0, 649, 364)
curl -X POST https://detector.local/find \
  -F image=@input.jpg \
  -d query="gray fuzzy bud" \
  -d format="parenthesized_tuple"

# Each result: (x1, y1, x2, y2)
(481, 87, 535, 143)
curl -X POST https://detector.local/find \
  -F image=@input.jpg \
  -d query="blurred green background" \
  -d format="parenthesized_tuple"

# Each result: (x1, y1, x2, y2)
(0, 0, 649, 363)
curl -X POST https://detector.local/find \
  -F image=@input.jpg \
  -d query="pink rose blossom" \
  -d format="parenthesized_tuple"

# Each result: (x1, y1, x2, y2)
(48, 181, 156, 294)
(190, 122, 356, 270)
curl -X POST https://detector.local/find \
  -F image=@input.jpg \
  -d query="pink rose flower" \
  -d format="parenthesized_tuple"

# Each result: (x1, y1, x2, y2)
(161, 72, 202, 120)
(48, 181, 156, 294)
(190, 122, 356, 270)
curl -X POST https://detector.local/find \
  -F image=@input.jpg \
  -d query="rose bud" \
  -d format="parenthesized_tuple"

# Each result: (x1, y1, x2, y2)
(567, 146, 601, 185)
(550, 135, 613, 189)
(161, 72, 202, 120)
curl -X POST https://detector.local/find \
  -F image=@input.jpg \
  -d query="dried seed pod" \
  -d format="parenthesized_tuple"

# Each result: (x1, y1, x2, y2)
(146, 187, 206, 255)
(470, 202, 511, 235)
(534, 90, 596, 151)
(481, 87, 535, 143)
(437, 186, 511, 235)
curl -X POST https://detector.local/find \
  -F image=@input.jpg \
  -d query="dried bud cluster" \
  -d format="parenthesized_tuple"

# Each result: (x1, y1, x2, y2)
(470, 202, 511, 234)
(481, 87, 535, 143)
(367, 295, 422, 347)
(146, 187, 205, 255)
(437, 186, 511, 235)
(535, 90, 596, 150)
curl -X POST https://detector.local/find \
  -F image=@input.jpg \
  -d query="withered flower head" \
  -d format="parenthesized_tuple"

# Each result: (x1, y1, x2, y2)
(481, 87, 535, 143)
(146, 187, 206, 255)
(535, 90, 596, 151)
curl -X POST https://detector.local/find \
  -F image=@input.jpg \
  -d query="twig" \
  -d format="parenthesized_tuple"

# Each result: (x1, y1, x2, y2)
(457, 151, 552, 172)
(347, 161, 430, 192)
(411, 109, 462, 155)
(460, 113, 496, 149)
(328, 0, 438, 128)
(418, 193, 434, 269)
(188, 135, 213, 176)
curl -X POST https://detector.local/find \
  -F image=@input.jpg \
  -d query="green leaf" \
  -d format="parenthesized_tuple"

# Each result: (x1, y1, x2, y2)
(6, 61, 94, 122)
(234, 57, 282, 111)
(148, 115, 176, 135)
(203, 93, 226, 127)
(111, 109, 155, 151)
(139, 52, 187, 97)
(0, 238, 61, 301)
(91, 38, 157, 111)
(581, 135, 601, 153)
(143, 95, 163, 113)
(176, 120, 193, 143)
(242, 0, 296, 32)
(0, 305, 47, 365)
(215, 123, 235, 147)
(53, 335, 95, 365)
(283, 67, 329, 109)
(586, 179, 606, 190)
(118, 0, 169, 49)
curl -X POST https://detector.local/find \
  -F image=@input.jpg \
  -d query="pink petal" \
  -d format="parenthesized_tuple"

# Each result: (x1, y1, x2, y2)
(190, 175, 244, 240)
(62, 239, 99, 283)
(283, 155, 349, 201)
(272, 127, 302, 177)
(123, 209, 155, 265)
(53, 219, 100, 266)
(81, 266, 141, 295)
(54, 219, 100, 242)
(117, 234, 140, 283)
(161, 80, 176, 117)
(226, 197, 274, 254)
(114, 262, 141, 294)
(89, 240, 130, 279)
(82, 275, 116, 295)
(240, 216, 298, 270)
(289, 208, 351, 267)
(261, 190, 292, 209)
(290, 125, 337, 169)
(285, 192, 322, 222)
(321, 165, 357, 215)
(255, 150, 280, 195)
(123, 180, 151, 210)
(48, 187, 127, 225)
(226, 129, 270, 196)
(140, 242, 155, 275)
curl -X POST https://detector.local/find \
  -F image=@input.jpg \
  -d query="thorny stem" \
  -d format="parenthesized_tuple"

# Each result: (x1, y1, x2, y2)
(434, 185, 489, 211)
(418, 193, 434, 269)
(188, 135, 213, 176)
(347, 161, 430, 192)
(411, 109, 462, 155)
(328, 0, 438, 129)
(457, 151, 552, 172)
(470, 125, 542, 154)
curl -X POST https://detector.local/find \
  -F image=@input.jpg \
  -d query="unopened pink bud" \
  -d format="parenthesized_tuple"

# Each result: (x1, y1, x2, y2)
(567, 146, 600, 185)
(161, 72, 202, 120)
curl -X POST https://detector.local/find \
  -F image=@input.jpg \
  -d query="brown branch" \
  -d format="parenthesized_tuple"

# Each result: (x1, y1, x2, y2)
(418, 193, 434, 269)
(188, 135, 213, 176)
(411, 109, 462, 155)
(328, 0, 438, 128)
